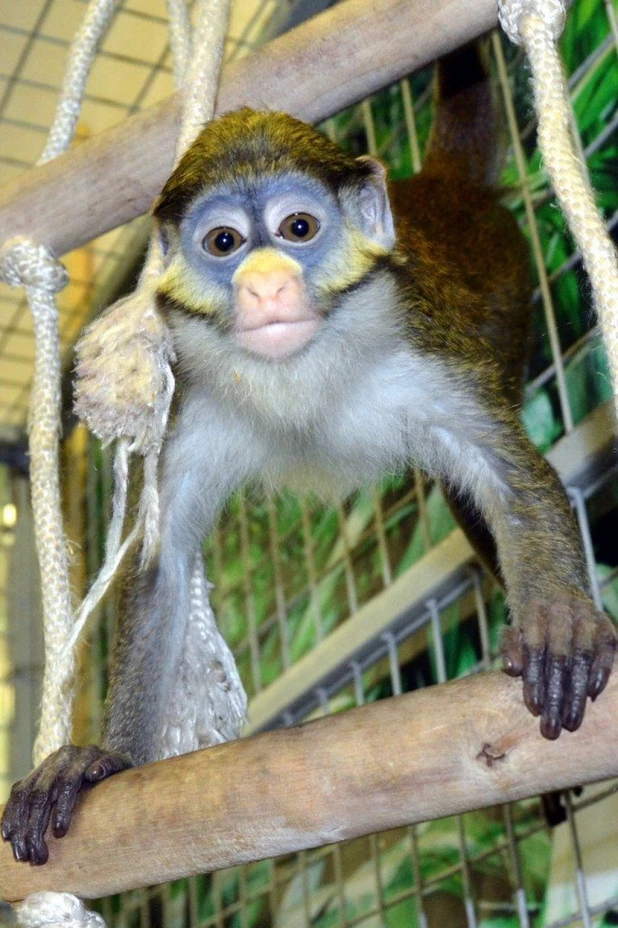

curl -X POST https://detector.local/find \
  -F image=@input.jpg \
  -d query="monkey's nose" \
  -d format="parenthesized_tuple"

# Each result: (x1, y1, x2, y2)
(238, 271, 293, 304)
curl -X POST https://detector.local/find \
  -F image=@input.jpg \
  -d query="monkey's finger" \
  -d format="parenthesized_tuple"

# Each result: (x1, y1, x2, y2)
(561, 650, 592, 733)
(51, 747, 101, 838)
(589, 619, 617, 699)
(1, 772, 42, 860)
(23, 787, 56, 866)
(52, 746, 130, 838)
(84, 750, 131, 783)
(561, 611, 596, 732)
(521, 646, 545, 718)
(500, 626, 523, 676)
(2, 789, 29, 862)
(21, 759, 64, 864)
(51, 773, 84, 841)
(1, 781, 25, 841)
(540, 654, 569, 740)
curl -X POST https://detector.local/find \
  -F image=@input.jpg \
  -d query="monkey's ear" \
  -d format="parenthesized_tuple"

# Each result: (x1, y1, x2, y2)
(345, 156, 395, 250)
(156, 220, 172, 265)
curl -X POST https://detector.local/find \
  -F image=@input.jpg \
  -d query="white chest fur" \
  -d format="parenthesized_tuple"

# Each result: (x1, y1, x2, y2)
(170, 275, 493, 502)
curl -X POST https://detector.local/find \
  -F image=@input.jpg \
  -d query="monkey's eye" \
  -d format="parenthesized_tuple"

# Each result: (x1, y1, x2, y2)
(203, 227, 245, 257)
(277, 213, 320, 243)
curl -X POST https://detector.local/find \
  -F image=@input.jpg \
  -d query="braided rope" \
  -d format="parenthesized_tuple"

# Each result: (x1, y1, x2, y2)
(175, 0, 229, 156)
(40, 0, 116, 164)
(156, 0, 247, 761)
(498, 0, 565, 44)
(15, 893, 106, 928)
(165, 0, 193, 87)
(72, 0, 245, 762)
(498, 0, 618, 417)
(0, 3, 114, 926)
(0, 240, 73, 764)
(4, 1, 237, 924)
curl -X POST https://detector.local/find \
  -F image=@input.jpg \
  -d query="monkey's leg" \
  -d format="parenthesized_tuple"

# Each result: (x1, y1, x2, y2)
(427, 408, 616, 739)
(442, 484, 502, 584)
(1, 513, 199, 864)
(2, 395, 257, 864)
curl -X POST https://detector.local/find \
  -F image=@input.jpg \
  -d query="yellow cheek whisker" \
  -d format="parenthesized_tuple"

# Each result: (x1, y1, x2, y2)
(314, 226, 388, 295)
(158, 256, 228, 316)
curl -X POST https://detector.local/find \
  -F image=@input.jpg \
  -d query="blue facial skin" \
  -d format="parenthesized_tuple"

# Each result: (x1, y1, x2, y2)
(179, 172, 346, 298)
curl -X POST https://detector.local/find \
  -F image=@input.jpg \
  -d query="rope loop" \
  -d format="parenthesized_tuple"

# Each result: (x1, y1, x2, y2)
(15, 893, 106, 928)
(0, 238, 68, 294)
(498, 0, 566, 45)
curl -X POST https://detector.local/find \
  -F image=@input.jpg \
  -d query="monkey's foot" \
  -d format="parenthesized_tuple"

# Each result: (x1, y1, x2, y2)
(1, 744, 131, 865)
(501, 599, 617, 740)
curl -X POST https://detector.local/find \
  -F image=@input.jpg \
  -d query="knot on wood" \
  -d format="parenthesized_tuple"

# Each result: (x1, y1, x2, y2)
(476, 743, 507, 768)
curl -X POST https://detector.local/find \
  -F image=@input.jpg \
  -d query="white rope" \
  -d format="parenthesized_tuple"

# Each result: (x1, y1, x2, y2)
(3, 5, 240, 924)
(0, 3, 114, 926)
(0, 0, 117, 769)
(498, 0, 618, 421)
(14, 894, 106, 928)
(176, 0, 230, 157)
(0, 239, 73, 763)
(73, 0, 245, 765)
(498, 0, 565, 44)
(154, 0, 248, 761)
(72, 0, 230, 589)
(40, 0, 116, 164)
(165, 0, 193, 87)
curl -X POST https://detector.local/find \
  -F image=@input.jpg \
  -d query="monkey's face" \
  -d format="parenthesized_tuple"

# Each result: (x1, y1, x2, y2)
(155, 112, 395, 364)
(171, 174, 341, 360)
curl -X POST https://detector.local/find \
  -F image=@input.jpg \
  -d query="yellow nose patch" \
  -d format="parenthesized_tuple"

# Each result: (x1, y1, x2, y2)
(232, 247, 303, 283)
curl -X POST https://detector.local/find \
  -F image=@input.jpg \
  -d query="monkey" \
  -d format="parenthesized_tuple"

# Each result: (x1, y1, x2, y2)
(2, 45, 616, 867)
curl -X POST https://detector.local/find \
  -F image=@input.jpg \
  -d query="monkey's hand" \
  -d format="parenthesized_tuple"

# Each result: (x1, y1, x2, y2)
(501, 598, 617, 739)
(1, 744, 131, 865)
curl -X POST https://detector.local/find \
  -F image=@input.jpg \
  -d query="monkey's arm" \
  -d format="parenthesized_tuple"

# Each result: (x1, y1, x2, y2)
(424, 393, 616, 739)
(1, 393, 258, 864)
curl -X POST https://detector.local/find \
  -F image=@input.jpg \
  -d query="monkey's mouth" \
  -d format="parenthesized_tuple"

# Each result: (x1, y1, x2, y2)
(235, 318, 320, 359)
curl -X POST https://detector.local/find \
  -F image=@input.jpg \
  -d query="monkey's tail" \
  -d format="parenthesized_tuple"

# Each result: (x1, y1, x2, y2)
(422, 43, 503, 188)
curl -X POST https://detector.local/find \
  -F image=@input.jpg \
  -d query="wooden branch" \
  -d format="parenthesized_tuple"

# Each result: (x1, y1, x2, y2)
(2, 671, 618, 904)
(0, 0, 497, 259)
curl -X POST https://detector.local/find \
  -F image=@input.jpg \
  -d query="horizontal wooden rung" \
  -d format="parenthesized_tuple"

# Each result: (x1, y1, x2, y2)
(2, 670, 617, 904)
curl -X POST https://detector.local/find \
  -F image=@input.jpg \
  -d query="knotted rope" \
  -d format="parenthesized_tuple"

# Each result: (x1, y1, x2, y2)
(14, 893, 106, 928)
(0, 240, 73, 762)
(73, 0, 246, 764)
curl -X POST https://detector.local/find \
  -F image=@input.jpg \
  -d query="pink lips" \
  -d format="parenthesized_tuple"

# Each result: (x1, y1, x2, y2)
(235, 318, 320, 358)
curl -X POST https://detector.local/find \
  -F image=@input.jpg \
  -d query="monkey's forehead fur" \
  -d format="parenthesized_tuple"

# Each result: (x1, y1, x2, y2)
(154, 108, 375, 225)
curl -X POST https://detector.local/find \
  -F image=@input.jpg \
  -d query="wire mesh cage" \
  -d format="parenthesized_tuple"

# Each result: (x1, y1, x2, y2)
(1, 0, 618, 925)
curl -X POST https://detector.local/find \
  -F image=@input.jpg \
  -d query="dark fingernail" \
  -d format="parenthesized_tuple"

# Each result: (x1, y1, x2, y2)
(29, 845, 49, 866)
(502, 657, 516, 676)
(590, 670, 609, 698)
(540, 717, 561, 740)
(13, 843, 27, 862)
(563, 709, 584, 732)
(523, 685, 543, 716)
